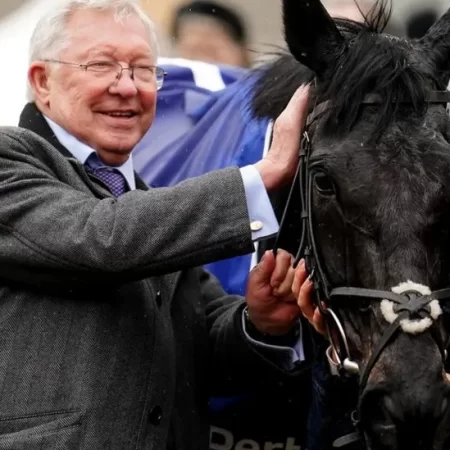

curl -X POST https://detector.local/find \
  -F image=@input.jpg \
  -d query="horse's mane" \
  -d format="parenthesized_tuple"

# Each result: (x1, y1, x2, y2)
(252, 0, 441, 136)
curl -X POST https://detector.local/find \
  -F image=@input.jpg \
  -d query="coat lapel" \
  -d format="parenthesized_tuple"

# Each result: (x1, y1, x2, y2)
(19, 103, 73, 159)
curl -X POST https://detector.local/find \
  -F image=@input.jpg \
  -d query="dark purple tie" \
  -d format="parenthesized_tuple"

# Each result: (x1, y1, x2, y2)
(87, 166, 128, 197)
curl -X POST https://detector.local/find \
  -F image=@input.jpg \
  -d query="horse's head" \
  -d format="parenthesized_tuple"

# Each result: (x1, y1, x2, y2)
(253, 1, 450, 448)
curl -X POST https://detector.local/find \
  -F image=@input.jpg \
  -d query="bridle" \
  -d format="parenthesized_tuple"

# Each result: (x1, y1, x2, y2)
(273, 89, 450, 447)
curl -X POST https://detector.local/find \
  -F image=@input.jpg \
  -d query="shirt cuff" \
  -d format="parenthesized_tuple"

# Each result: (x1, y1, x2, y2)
(241, 311, 305, 371)
(239, 165, 279, 242)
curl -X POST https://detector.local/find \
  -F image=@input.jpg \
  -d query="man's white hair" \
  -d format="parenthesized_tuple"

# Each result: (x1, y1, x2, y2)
(26, 0, 158, 101)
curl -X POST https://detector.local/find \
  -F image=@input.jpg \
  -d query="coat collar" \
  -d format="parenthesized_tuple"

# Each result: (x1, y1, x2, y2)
(18, 102, 148, 191)
(19, 102, 73, 158)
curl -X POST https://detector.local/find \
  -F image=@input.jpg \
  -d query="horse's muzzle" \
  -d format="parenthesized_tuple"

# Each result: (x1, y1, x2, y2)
(359, 382, 450, 450)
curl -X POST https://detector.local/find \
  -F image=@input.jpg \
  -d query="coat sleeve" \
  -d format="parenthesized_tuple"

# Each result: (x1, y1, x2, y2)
(0, 127, 254, 287)
(203, 269, 308, 395)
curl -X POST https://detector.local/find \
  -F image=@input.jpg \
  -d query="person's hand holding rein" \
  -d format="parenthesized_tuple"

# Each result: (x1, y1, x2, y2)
(246, 249, 300, 336)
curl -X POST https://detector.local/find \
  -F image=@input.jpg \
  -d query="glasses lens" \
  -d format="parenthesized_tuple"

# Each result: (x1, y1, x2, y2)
(87, 61, 119, 85)
(155, 68, 165, 91)
(133, 67, 164, 91)
(87, 62, 117, 73)
(85, 62, 165, 91)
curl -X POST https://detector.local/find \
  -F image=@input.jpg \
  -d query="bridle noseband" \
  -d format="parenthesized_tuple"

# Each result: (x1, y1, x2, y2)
(273, 89, 450, 446)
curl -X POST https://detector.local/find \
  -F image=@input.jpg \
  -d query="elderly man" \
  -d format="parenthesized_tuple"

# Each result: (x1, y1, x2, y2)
(0, 0, 310, 449)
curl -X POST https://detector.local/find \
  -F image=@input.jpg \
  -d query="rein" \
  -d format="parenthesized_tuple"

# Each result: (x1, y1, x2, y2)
(273, 89, 450, 447)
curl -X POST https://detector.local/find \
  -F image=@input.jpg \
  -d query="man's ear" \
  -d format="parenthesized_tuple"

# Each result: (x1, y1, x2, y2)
(28, 62, 51, 105)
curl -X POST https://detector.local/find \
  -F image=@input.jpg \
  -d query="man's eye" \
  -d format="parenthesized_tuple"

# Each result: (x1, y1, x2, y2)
(136, 65, 153, 71)
(89, 62, 113, 70)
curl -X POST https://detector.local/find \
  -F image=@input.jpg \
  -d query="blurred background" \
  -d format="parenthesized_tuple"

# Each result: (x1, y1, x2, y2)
(141, 0, 449, 56)
(0, 0, 448, 125)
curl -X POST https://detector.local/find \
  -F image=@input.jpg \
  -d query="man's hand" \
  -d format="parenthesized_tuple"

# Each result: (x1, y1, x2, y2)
(292, 259, 327, 335)
(246, 249, 301, 336)
(254, 84, 310, 192)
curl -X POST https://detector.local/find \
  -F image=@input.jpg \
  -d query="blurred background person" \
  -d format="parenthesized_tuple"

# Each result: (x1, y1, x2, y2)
(170, 1, 251, 67)
(1, 0, 446, 125)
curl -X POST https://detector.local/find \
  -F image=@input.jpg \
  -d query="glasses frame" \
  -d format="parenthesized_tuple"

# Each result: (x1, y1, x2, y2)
(43, 59, 167, 90)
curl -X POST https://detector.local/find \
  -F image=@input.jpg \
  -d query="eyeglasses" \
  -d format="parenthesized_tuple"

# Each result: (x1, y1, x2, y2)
(44, 59, 167, 91)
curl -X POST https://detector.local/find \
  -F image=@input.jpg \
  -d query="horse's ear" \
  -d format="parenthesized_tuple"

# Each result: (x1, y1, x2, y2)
(282, 0, 345, 78)
(419, 8, 450, 83)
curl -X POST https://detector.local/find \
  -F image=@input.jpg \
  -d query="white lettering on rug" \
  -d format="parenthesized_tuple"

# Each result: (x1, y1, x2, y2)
(210, 426, 302, 450)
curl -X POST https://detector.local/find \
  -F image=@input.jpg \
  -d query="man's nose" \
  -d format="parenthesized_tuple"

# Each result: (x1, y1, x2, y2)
(109, 70, 138, 97)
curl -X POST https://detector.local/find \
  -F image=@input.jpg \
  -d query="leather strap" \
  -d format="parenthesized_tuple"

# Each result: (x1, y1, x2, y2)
(357, 315, 405, 398)
(306, 90, 450, 127)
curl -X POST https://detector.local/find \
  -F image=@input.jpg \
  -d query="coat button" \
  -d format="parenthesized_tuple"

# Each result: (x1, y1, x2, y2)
(149, 405, 162, 425)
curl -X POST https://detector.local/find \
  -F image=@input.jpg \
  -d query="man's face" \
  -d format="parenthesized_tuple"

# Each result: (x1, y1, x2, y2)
(31, 9, 157, 165)
(174, 17, 248, 68)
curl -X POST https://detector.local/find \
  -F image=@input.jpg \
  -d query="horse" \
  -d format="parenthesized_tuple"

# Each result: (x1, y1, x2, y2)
(252, 0, 450, 448)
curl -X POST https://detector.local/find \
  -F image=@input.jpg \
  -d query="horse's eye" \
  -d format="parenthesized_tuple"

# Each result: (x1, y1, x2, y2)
(314, 172, 335, 195)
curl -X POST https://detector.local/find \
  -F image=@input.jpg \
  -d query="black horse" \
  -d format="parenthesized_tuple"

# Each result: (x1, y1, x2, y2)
(253, 0, 450, 449)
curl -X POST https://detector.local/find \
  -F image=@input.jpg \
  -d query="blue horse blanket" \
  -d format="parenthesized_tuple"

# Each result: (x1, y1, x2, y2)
(133, 58, 271, 295)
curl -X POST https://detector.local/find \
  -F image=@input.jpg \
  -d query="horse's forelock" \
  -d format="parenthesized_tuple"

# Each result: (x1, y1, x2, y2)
(252, 0, 442, 138)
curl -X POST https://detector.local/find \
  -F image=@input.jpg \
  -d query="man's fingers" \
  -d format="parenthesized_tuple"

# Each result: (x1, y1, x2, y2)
(250, 250, 276, 286)
(270, 84, 310, 156)
(292, 259, 307, 296)
(273, 265, 296, 299)
(296, 277, 314, 321)
(292, 260, 327, 335)
(253, 84, 311, 192)
(275, 84, 310, 135)
(298, 279, 314, 320)
(312, 307, 327, 336)
(270, 249, 293, 288)
(282, 83, 311, 124)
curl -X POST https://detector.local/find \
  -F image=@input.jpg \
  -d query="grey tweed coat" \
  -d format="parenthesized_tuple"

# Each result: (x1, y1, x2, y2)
(0, 103, 299, 450)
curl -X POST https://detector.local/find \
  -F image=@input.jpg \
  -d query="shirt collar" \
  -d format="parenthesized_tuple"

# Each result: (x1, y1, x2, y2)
(43, 115, 136, 190)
